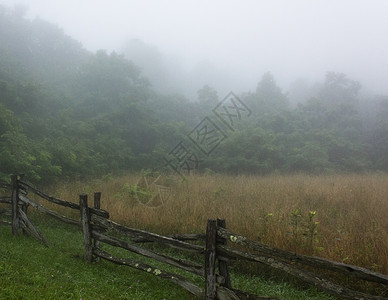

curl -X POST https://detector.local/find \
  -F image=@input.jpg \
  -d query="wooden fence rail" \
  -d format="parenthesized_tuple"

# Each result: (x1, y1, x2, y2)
(91, 214, 204, 253)
(217, 227, 388, 285)
(217, 239, 387, 300)
(0, 175, 108, 244)
(2, 174, 388, 299)
(19, 194, 81, 227)
(0, 196, 11, 204)
(18, 180, 109, 218)
(0, 179, 10, 189)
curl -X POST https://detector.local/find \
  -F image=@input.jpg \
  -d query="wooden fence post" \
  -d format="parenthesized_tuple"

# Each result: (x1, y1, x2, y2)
(10, 175, 19, 236)
(217, 219, 231, 289)
(19, 174, 28, 235)
(93, 192, 101, 261)
(93, 192, 101, 210)
(80, 194, 93, 263)
(19, 174, 27, 213)
(205, 219, 217, 300)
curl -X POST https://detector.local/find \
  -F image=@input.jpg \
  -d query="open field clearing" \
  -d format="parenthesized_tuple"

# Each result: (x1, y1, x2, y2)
(44, 173, 388, 276)
(0, 213, 335, 299)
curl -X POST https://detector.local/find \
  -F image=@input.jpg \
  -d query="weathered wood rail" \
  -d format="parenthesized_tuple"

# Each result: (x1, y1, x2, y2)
(0, 175, 108, 241)
(1, 174, 388, 299)
(0, 179, 10, 189)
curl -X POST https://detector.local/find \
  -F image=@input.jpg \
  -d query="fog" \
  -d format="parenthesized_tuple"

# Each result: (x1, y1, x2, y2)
(2, 0, 388, 99)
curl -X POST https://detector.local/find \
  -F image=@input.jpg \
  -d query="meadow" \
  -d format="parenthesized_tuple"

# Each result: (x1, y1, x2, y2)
(45, 172, 388, 276)
(0, 219, 334, 299)
(0, 175, 339, 300)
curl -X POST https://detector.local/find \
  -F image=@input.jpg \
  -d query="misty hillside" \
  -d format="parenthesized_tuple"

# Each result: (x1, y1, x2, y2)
(1, 5, 388, 183)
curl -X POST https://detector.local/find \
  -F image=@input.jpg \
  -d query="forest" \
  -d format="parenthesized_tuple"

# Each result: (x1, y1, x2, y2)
(1, 5, 388, 183)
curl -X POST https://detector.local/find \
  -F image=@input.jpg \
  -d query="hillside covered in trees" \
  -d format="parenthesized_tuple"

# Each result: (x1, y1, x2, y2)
(1, 5, 388, 183)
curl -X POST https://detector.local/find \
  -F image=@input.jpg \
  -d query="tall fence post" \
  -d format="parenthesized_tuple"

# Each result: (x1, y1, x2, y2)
(19, 174, 28, 214)
(19, 174, 28, 235)
(217, 219, 232, 289)
(10, 175, 19, 236)
(80, 194, 93, 263)
(93, 192, 101, 261)
(205, 219, 217, 300)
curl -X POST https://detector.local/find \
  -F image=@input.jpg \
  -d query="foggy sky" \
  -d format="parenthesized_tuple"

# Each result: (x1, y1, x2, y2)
(2, 0, 388, 97)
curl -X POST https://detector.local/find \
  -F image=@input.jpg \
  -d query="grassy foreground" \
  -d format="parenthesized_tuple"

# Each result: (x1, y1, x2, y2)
(0, 216, 194, 300)
(2, 172, 388, 299)
(0, 215, 334, 299)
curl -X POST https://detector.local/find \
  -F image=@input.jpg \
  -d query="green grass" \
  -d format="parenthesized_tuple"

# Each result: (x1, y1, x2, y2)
(0, 215, 193, 300)
(0, 212, 336, 299)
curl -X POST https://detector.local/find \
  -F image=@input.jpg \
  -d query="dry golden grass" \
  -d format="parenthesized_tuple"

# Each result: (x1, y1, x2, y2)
(41, 173, 388, 274)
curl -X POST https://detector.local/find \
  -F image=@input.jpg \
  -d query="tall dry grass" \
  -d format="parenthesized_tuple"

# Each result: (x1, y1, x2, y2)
(42, 173, 388, 274)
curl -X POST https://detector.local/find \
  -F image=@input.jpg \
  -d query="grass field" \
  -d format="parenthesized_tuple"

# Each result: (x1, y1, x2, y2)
(0, 216, 196, 300)
(0, 214, 334, 299)
(45, 173, 388, 274)
(2, 172, 388, 299)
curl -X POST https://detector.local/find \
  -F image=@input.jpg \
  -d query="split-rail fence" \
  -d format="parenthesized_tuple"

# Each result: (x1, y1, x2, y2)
(1, 174, 388, 300)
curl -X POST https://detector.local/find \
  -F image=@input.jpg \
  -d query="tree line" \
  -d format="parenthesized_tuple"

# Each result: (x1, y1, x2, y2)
(0, 5, 387, 183)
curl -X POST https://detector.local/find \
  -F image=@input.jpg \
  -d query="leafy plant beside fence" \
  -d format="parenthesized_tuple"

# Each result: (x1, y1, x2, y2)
(1, 175, 388, 299)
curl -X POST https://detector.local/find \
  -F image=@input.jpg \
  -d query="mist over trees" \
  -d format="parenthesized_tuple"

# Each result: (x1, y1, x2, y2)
(1, 5, 388, 183)
(121, 39, 236, 98)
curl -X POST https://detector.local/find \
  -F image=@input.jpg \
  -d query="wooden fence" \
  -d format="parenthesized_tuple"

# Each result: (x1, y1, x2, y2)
(1, 174, 388, 300)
